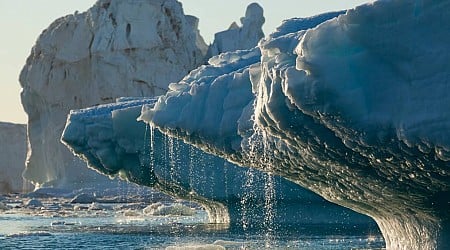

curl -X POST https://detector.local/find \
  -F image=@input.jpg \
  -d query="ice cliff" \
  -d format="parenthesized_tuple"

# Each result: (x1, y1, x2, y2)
(0, 122, 30, 194)
(62, 96, 373, 227)
(19, 0, 206, 188)
(141, 0, 450, 249)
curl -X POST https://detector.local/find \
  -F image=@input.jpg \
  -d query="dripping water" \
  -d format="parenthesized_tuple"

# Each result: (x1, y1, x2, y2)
(196, 147, 207, 199)
(188, 146, 196, 203)
(146, 123, 156, 201)
(149, 123, 155, 173)
(241, 166, 256, 234)
(139, 123, 150, 201)
(167, 136, 175, 183)
(163, 134, 170, 205)
(205, 154, 216, 207)
(261, 129, 277, 247)
(242, 126, 277, 247)
(142, 123, 150, 173)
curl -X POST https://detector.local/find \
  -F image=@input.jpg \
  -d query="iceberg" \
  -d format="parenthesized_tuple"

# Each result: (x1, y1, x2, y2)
(62, 96, 373, 227)
(18, 0, 269, 191)
(206, 3, 265, 58)
(0, 122, 30, 194)
(140, 0, 450, 249)
(60, 8, 374, 230)
(19, 0, 206, 188)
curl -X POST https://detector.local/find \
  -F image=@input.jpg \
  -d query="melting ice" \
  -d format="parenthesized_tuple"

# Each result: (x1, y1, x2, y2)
(139, 1, 450, 249)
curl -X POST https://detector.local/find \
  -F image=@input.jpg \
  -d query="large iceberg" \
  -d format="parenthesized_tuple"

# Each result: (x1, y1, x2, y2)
(139, 0, 450, 249)
(19, 0, 206, 188)
(0, 122, 31, 194)
(60, 9, 374, 229)
(62, 96, 373, 228)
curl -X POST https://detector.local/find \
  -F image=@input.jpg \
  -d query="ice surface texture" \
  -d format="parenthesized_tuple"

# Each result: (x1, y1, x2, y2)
(62, 97, 373, 227)
(142, 1, 450, 249)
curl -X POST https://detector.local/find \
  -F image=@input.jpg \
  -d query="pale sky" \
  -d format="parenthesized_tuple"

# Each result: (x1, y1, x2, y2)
(0, 0, 370, 124)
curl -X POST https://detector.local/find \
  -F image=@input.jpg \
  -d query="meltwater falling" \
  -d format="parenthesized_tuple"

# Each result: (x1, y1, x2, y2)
(242, 126, 278, 246)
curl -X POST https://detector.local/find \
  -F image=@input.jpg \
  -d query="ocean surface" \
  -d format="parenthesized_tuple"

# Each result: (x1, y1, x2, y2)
(0, 187, 385, 250)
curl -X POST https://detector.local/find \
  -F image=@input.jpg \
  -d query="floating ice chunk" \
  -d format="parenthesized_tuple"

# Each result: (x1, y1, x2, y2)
(0, 202, 10, 211)
(24, 199, 43, 208)
(122, 209, 141, 217)
(212, 240, 244, 247)
(25, 187, 75, 198)
(143, 203, 195, 216)
(166, 245, 225, 250)
(73, 205, 88, 211)
(70, 193, 97, 204)
(88, 202, 107, 211)
(44, 203, 62, 211)
(50, 221, 66, 226)
(6, 232, 52, 238)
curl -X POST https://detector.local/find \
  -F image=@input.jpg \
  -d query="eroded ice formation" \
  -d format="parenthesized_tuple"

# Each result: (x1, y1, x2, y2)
(142, 1, 450, 249)
(0, 122, 30, 194)
(206, 3, 265, 58)
(62, 97, 373, 227)
(19, 0, 206, 188)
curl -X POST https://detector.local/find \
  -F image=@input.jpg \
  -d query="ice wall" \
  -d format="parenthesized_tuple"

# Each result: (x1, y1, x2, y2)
(0, 122, 30, 194)
(62, 98, 373, 227)
(206, 3, 265, 58)
(19, 0, 206, 188)
(142, 1, 450, 249)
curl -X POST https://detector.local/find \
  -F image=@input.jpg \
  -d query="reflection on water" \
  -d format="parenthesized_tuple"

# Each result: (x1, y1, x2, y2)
(0, 189, 385, 249)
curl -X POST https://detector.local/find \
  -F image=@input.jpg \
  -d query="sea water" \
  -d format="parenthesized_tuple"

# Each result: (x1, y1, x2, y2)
(0, 188, 385, 250)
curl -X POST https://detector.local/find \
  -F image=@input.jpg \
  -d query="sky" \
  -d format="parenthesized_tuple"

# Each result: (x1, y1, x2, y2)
(0, 0, 370, 124)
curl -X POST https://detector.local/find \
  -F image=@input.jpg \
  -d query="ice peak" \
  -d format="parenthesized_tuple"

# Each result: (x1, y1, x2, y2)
(206, 3, 265, 58)
(241, 2, 265, 27)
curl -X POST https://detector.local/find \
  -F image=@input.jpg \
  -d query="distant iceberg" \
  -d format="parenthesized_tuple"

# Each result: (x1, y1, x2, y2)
(206, 3, 265, 58)
(0, 122, 30, 194)
(19, 0, 206, 188)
